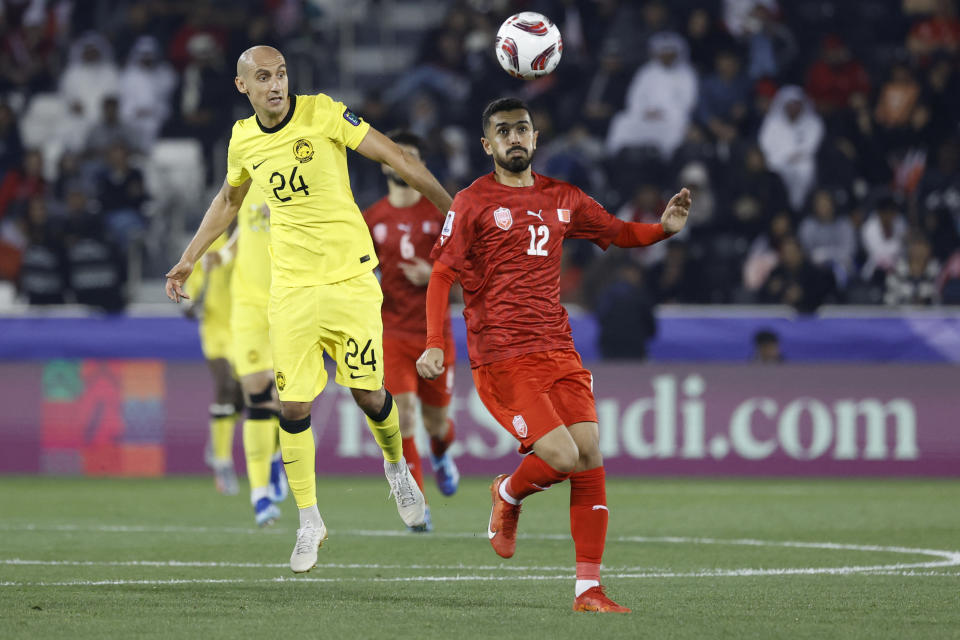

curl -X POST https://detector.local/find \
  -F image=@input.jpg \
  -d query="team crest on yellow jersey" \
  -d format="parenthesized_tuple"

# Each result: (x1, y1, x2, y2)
(248, 349, 260, 364)
(276, 371, 286, 391)
(293, 138, 314, 163)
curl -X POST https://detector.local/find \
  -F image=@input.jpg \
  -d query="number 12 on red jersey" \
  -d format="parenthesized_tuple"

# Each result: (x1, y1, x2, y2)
(526, 224, 549, 256)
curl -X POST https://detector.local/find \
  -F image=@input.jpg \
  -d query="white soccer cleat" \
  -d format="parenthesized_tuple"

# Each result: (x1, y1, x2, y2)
(385, 458, 427, 528)
(289, 519, 327, 573)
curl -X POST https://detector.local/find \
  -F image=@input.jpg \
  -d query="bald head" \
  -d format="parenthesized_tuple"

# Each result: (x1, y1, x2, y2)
(236, 45, 284, 78)
(234, 45, 290, 125)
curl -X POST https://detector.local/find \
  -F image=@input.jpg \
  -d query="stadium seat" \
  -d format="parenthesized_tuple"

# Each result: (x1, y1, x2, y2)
(19, 93, 69, 179)
(145, 139, 205, 203)
(19, 93, 67, 148)
(142, 139, 206, 274)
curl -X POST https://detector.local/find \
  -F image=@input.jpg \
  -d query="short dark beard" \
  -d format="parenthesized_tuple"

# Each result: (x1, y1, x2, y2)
(387, 174, 409, 187)
(495, 148, 533, 173)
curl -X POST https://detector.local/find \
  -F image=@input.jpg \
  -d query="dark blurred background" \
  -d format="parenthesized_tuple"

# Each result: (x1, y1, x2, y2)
(0, 0, 958, 319)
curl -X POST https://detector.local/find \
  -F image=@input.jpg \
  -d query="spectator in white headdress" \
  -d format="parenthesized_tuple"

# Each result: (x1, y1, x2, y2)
(59, 32, 120, 127)
(758, 85, 823, 211)
(119, 36, 177, 148)
(605, 31, 698, 161)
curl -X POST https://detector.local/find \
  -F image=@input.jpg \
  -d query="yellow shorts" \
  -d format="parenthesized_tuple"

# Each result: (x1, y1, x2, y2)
(268, 270, 384, 402)
(199, 316, 233, 362)
(232, 297, 273, 377)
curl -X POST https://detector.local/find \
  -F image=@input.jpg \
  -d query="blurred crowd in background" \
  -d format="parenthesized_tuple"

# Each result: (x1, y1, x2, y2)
(1, 0, 959, 329)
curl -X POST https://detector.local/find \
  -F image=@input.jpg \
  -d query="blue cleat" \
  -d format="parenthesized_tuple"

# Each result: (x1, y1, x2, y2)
(408, 505, 433, 533)
(254, 497, 281, 527)
(430, 453, 460, 497)
(269, 453, 288, 503)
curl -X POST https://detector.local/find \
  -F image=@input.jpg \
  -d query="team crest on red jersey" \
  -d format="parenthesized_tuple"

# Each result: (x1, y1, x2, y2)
(372, 223, 387, 244)
(512, 414, 528, 438)
(493, 207, 513, 230)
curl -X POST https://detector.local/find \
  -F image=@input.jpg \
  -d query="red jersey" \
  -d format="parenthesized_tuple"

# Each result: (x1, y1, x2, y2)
(430, 172, 624, 367)
(364, 195, 449, 338)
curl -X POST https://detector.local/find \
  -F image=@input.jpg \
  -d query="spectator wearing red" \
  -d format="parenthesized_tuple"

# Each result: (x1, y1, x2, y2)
(907, 0, 960, 61)
(166, 6, 229, 71)
(804, 35, 870, 114)
(0, 4, 60, 94)
(0, 149, 45, 221)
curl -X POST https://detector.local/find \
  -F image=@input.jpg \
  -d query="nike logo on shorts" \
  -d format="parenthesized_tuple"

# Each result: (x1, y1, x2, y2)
(282, 459, 299, 465)
(252, 160, 266, 170)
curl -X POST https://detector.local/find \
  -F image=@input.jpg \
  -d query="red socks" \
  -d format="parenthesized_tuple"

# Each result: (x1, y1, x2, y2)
(401, 436, 424, 491)
(570, 466, 608, 579)
(502, 458, 608, 581)
(504, 453, 571, 502)
(430, 419, 456, 458)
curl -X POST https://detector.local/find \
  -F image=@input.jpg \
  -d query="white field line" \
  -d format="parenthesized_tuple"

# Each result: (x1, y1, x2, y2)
(862, 570, 960, 577)
(2, 526, 959, 587)
(0, 559, 580, 572)
(0, 523, 953, 552)
(2, 567, 959, 588)
(3, 559, 958, 579)
(2, 522, 959, 562)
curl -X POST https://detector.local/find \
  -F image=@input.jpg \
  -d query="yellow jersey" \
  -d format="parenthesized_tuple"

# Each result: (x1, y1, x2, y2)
(225, 93, 376, 288)
(230, 185, 271, 305)
(185, 233, 232, 327)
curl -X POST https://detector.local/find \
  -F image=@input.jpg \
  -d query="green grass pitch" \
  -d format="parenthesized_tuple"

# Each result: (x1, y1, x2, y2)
(1, 475, 958, 639)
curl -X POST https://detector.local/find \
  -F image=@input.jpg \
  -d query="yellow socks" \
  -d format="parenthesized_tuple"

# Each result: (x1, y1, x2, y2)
(209, 403, 238, 464)
(243, 409, 279, 500)
(365, 392, 402, 464)
(278, 416, 316, 509)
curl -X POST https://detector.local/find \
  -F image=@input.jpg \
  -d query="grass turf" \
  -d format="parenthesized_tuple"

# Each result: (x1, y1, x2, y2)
(0, 475, 958, 639)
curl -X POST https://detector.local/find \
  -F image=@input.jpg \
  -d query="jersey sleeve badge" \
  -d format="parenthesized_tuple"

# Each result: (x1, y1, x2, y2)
(343, 108, 361, 126)
(557, 208, 571, 223)
(439, 211, 455, 246)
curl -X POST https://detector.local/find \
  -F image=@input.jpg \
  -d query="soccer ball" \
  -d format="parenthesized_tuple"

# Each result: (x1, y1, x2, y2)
(494, 12, 563, 80)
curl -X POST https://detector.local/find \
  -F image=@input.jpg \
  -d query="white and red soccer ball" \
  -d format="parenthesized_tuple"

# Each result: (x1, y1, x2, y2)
(495, 12, 563, 80)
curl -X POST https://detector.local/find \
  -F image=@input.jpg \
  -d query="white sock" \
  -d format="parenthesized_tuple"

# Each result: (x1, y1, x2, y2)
(499, 476, 521, 505)
(250, 486, 268, 506)
(299, 504, 321, 527)
(384, 458, 406, 474)
(575, 579, 600, 597)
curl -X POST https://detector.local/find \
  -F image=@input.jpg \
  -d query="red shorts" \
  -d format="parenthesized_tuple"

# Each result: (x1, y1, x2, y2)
(472, 349, 597, 453)
(383, 333, 455, 407)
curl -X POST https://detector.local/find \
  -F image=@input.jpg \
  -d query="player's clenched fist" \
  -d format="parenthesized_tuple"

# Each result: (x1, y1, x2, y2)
(416, 347, 445, 380)
(165, 260, 195, 303)
(661, 187, 692, 235)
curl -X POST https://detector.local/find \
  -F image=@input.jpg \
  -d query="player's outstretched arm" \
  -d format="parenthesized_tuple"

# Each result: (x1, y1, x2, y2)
(355, 127, 454, 213)
(416, 261, 459, 380)
(610, 187, 692, 248)
(165, 178, 252, 302)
